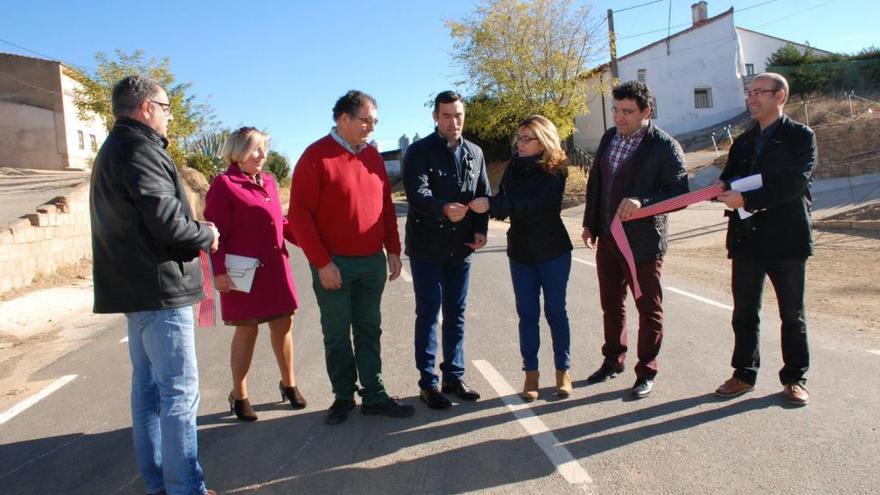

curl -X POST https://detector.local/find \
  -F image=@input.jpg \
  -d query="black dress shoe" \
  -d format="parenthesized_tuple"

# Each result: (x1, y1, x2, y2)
(361, 397, 416, 418)
(441, 381, 481, 401)
(586, 364, 625, 384)
(420, 388, 452, 409)
(632, 378, 654, 398)
(325, 398, 356, 425)
(279, 381, 307, 409)
(229, 392, 258, 422)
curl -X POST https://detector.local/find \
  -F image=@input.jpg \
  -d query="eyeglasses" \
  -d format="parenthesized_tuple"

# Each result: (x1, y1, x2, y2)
(353, 115, 379, 126)
(150, 100, 173, 115)
(746, 88, 779, 98)
(514, 135, 539, 144)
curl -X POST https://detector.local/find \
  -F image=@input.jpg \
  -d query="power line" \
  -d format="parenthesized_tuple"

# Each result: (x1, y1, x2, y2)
(0, 70, 60, 94)
(754, 0, 838, 28)
(614, 0, 665, 14)
(0, 37, 58, 61)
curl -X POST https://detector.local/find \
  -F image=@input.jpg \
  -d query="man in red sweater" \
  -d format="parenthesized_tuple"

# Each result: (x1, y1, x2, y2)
(289, 90, 414, 424)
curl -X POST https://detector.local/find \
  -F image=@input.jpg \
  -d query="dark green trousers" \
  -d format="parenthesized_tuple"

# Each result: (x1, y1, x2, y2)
(311, 252, 389, 405)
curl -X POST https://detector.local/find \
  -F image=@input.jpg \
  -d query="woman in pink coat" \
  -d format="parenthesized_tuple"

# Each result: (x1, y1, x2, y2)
(205, 126, 306, 422)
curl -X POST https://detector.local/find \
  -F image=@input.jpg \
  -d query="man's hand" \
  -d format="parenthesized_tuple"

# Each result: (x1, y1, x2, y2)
(581, 227, 595, 249)
(202, 221, 220, 253)
(215, 274, 235, 293)
(717, 190, 745, 209)
(616, 197, 642, 221)
(464, 233, 487, 250)
(387, 253, 402, 281)
(468, 197, 489, 214)
(318, 262, 342, 290)
(443, 202, 468, 223)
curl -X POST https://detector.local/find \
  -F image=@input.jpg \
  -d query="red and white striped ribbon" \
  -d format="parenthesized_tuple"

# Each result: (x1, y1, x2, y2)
(611, 183, 726, 299)
(196, 250, 215, 327)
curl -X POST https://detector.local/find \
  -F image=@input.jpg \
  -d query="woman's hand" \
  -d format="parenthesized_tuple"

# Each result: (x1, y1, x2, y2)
(215, 274, 236, 293)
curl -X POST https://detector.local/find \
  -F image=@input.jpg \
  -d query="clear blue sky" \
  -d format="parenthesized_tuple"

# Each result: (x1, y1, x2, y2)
(1, 0, 875, 162)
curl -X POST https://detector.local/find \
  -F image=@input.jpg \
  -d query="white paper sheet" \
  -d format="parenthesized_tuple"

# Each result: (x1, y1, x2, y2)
(729, 174, 763, 219)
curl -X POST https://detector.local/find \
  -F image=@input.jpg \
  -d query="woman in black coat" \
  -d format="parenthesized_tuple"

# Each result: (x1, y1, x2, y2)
(469, 115, 573, 401)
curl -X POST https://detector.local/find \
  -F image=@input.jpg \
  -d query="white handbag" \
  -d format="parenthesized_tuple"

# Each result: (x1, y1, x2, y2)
(224, 254, 260, 293)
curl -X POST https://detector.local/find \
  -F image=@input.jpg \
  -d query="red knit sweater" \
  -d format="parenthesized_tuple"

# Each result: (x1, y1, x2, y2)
(289, 135, 401, 268)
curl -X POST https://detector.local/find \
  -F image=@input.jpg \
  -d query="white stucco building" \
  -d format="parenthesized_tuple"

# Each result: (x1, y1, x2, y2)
(0, 52, 106, 170)
(574, 2, 831, 151)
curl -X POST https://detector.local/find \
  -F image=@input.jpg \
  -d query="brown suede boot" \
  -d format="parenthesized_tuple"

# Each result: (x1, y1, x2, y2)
(520, 370, 540, 402)
(555, 369, 572, 397)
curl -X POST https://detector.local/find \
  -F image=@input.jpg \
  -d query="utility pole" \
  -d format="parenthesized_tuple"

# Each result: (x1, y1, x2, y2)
(607, 8, 619, 81)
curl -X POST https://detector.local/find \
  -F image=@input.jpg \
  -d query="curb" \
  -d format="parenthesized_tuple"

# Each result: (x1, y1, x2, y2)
(813, 220, 880, 231)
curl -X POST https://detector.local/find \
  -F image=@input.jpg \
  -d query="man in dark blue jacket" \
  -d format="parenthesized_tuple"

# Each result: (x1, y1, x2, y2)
(714, 73, 816, 406)
(91, 75, 218, 495)
(582, 81, 688, 399)
(403, 91, 491, 409)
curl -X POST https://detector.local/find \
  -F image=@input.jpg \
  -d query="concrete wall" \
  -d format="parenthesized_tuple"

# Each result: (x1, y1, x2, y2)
(0, 102, 62, 169)
(736, 28, 833, 76)
(573, 71, 613, 152)
(60, 68, 106, 170)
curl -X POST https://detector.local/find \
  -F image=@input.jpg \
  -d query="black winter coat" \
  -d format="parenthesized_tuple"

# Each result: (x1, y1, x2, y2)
(719, 115, 816, 259)
(90, 118, 214, 313)
(583, 123, 688, 262)
(489, 155, 572, 265)
(404, 131, 491, 263)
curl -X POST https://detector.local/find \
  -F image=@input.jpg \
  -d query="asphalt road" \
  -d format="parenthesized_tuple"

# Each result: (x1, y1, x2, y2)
(1, 208, 879, 494)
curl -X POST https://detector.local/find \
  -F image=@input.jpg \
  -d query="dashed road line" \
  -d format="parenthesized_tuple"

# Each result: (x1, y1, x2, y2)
(0, 375, 77, 425)
(665, 286, 733, 311)
(473, 359, 593, 491)
(399, 267, 412, 283)
(868, 350, 880, 357)
(119, 336, 129, 343)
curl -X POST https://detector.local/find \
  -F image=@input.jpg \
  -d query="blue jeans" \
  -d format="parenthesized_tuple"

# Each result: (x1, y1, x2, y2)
(410, 256, 471, 390)
(509, 252, 572, 371)
(126, 306, 207, 495)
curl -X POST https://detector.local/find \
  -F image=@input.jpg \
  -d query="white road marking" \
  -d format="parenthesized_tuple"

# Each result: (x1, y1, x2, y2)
(486, 232, 499, 239)
(868, 350, 880, 356)
(399, 268, 412, 283)
(0, 375, 77, 425)
(473, 359, 593, 490)
(665, 286, 733, 311)
(119, 336, 128, 343)
(572, 256, 596, 267)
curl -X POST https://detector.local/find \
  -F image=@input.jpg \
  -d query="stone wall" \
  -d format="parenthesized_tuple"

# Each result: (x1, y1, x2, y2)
(0, 167, 209, 295)
(813, 118, 880, 179)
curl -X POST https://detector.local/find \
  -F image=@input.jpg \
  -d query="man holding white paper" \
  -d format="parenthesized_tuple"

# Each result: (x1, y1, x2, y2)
(715, 73, 817, 406)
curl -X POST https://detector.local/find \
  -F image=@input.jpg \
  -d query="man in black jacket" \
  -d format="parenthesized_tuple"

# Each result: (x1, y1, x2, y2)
(403, 91, 491, 409)
(90, 75, 218, 495)
(582, 81, 688, 398)
(714, 73, 816, 406)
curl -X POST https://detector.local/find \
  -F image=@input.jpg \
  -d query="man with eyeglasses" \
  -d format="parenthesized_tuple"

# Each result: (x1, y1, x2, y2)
(713, 72, 817, 406)
(402, 90, 491, 409)
(290, 90, 414, 424)
(581, 80, 688, 399)
(90, 75, 219, 495)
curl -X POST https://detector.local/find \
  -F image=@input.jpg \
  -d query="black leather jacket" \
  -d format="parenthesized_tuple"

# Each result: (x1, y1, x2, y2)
(489, 155, 572, 265)
(90, 118, 213, 313)
(403, 131, 491, 263)
(720, 115, 816, 259)
(583, 123, 688, 262)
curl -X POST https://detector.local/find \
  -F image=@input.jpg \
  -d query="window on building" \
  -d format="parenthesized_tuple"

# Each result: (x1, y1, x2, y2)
(77, 131, 84, 150)
(745, 63, 755, 76)
(89, 134, 98, 152)
(694, 88, 713, 109)
(637, 69, 646, 83)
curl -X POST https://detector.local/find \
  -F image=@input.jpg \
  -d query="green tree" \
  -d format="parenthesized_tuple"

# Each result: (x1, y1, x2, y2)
(265, 150, 291, 186)
(447, 0, 604, 143)
(185, 129, 229, 180)
(69, 49, 216, 166)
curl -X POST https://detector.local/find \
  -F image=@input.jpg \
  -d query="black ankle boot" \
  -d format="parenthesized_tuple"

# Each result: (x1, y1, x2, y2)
(228, 392, 258, 422)
(279, 381, 307, 409)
